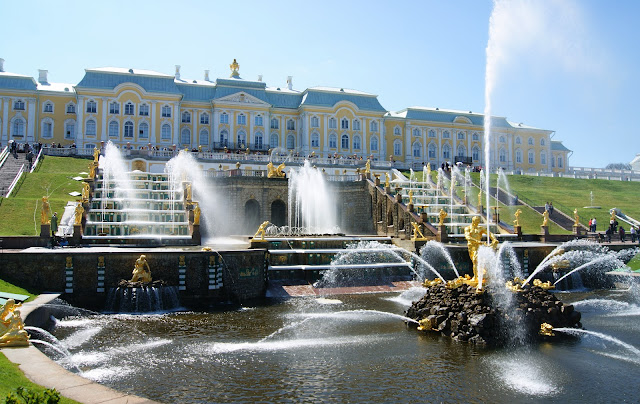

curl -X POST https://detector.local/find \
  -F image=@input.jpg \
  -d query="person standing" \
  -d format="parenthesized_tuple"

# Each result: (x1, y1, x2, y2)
(549, 202, 554, 216)
(592, 217, 597, 232)
(50, 212, 58, 238)
(631, 226, 636, 243)
(619, 226, 625, 243)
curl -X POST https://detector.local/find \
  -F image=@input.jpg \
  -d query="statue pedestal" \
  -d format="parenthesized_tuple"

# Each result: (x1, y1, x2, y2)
(40, 224, 50, 239)
(250, 239, 269, 249)
(408, 203, 414, 212)
(540, 225, 549, 242)
(395, 194, 402, 203)
(514, 225, 522, 238)
(72, 224, 82, 245)
(573, 225, 582, 236)
(385, 186, 391, 194)
(191, 224, 201, 245)
(437, 224, 448, 243)
(374, 176, 380, 186)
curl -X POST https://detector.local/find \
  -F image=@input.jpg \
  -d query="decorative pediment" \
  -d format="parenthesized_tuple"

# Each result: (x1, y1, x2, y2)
(216, 92, 270, 106)
(453, 115, 472, 124)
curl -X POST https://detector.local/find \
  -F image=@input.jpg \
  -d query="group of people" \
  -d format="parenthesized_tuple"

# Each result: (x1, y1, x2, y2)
(7, 141, 42, 170)
(544, 201, 555, 216)
(602, 217, 640, 243)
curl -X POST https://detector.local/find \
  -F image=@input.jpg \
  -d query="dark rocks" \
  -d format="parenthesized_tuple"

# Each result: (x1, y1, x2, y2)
(405, 283, 582, 346)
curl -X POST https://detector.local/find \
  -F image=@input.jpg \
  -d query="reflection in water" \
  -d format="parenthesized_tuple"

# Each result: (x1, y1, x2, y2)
(39, 290, 640, 403)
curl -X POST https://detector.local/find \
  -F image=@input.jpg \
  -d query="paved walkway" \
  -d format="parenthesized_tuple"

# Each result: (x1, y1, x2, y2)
(1, 294, 159, 404)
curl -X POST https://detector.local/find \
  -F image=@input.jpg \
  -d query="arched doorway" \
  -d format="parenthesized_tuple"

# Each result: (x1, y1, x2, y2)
(271, 200, 286, 226)
(244, 199, 261, 233)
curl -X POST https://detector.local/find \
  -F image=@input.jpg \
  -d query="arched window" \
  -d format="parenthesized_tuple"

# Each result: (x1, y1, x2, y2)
(472, 146, 480, 161)
(199, 128, 209, 146)
(341, 118, 349, 130)
(287, 119, 295, 131)
(310, 116, 319, 128)
(181, 128, 191, 145)
(551, 157, 556, 168)
(457, 144, 466, 157)
(85, 119, 97, 137)
(413, 128, 420, 137)
(161, 105, 172, 118)
(472, 132, 479, 141)
(540, 138, 546, 146)
(370, 121, 378, 132)
(220, 130, 229, 146)
(341, 134, 349, 149)
(393, 140, 402, 156)
(124, 121, 134, 138)
(124, 102, 134, 115)
(86, 100, 97, 114)
(254, 131, 263, 149)
(182, 111, 191, 123)
(65, 121, 75, 139)
(286, 134, 295, 149)
(528, 137, 534, 145)
(442, 131, 450, 139)
(370, 136, 378, 151)
(412, 142, 422, 157)
(528, 150, 535, 164)
(353, 119, 361, 131)
(270, 133, 279, 148)
(516, 149, 522, 163)
(442, 144, 451, 159)
(429, 129, 436, 138)
(237, 113, 246, 126)
(220, 112, 229, 124)
(499, 147, 506, 163)
(329, 134, 337, 149)
(311, 132, 319, 148)
(428, 143, 436, 158)
(457, 131, 465, 140)
(139, 122, 149, 139)
(499, 136, 506, 143)
(540, 151, 546, 165)
(109, 121, 119, 138)
(237, 131, 247, 148)
(557, 156, 563, 168)
(161, 124, 171, 141)
(515, 136, 521, 145)
(200, 113, 209, 125)
(353, 135, 361, 150)
(254, 115, 263, 126)
(12, 118, 25, 138)
(329, 118, 337, 129)
(41, 119, 53, 139)
(394, 126, 401, 136)
(43, 101, 53, 113)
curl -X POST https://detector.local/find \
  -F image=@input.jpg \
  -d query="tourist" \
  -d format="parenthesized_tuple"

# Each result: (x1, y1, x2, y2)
(630, 226, 636, 243)
(26, 150, 34, 169)
(592, 217, 597, 232)
(50, 212, 59, 246)
(549, 202, 554, 215)
(545, 202, 550, 213)
(606, 227, 612, 243)
(588, 218, 593, 232)
(619, 226, 625, 243)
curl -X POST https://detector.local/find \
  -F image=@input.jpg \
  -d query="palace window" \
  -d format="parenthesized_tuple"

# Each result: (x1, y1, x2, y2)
(286, 134, 295, 149)
(86, 100, 97, 114)
(472, 132, 479, 141)
(329, 118, 337, 129)
(287, 119, 295, 131)
(413, 128, 420, 137)
(139, 122, 149, 139)
(428, 143, 436, 158)
(255, 115, 263, 126)
(394, 126, 401, 136)
(199, 129, 209, 146)
(558, 156, 563, 168)
(161, 105, 172, 118)
(499, 136, 506, 143)
(270, 133, 279, 148)
(541, 152, 546, 165)
(65, 121, 75, 139)
(341, 118, 349, 130)
(540, 138, 546, 146)
(66, 103, 76, 114)
(499, 147, 506, 163)
(161, 123, 171, 141)
(370, 121, 378, 132)
(109, 102, 119, 114)
(353, 120, 361, 131)
(472, 146, 480, 161)
(429, 129, 436, 138)
(254, 131, 263, 149)
(109, 121, 119, 138)
(310, 116, 319, 128)
(182, 111, 191, 123)
(124, 121, 134, 138)
(341, 134, 349, 149)
(237, 131, 247, 148)
(139, 104, 149, 116)
(551, 157, 555, 168)
(124, 102, 135, 115)
(528, 150, 535, 164)
(457, 131, 465, 140)
(442, 144, 451, 159)
(12, 118, 25, 138)
(219, 130, 229, 146)
(13, 100, 25, 110)
(200, 112, 209, 125)
(528, 137, 534, 145)
(181, 128, 191, 145)
(311, 133, 319, 147)
(42, 121, 53, 139)
(353, 135, 361, 150)
(270, 117, 279, 129)
(457, 145, 466, 157)
(85, 119, 97, 137)
(442, 131, 450, 139)
(329, 134, 337, 149)
(220, 112, 229, 124)
(237, 113, 246, 126)
(370, 136, 378, 151)
(412, 142, 422, 158)
(515, 136, 521, 145)
(43, 102, 53, 113)
(393, 140, 402, 156)
(516, 149, 522, 163)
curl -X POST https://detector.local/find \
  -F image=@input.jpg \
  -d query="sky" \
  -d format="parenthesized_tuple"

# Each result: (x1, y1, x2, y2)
(1, 0, 638, 168)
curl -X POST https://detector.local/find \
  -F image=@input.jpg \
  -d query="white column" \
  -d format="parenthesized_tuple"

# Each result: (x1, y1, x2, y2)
(249, 111, 254, 150)
(150, 101, 156, 144)
(192, 109, 197, 149)
(213, 108, 219, 145)
(229, 110, 235, 147)
(2, 98, 9, 142)
(27, 99, 36, 142)
(76, 97, 84, 147)
(323, 114, 328, 153)
(380, 119, 386, 159)
(101, 98, 108, 142)
(173, 103, 179, 145)
(361, 118, 367, 157)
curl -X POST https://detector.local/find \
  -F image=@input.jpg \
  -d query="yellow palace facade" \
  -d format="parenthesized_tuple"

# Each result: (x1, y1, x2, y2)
(0, 58, 570, 173)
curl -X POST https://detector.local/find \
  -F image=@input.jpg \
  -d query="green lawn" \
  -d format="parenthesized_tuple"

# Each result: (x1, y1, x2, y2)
(0, 279, 37, 302)
(0, 156, 91, 236)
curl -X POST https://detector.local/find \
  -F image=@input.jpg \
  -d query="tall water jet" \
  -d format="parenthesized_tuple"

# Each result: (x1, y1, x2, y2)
(288, 160, 339, 234)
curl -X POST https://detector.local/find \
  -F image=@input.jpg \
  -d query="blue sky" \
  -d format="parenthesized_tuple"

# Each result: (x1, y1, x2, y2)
(2, 0, 638, 168)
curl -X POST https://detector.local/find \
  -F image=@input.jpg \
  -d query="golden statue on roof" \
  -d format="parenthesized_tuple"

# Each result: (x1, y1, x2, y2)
(230, 59, 240, 78)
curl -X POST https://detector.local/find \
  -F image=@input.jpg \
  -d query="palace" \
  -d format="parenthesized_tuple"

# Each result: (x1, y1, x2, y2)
(0, 58, 570, 172)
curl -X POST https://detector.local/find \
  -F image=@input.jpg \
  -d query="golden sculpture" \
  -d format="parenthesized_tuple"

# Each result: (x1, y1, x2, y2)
(464, 216, 498, 292)
(185, 183, 192, 202)
(438, 209, 448, 226)
(422, 278, 442, 288)
(230, 58, 240, 78)
(573, 208, 579, 226)
(267, 162, 286, 178)
(254, 221, 269, 241)
(0, 299, 30, 347)
(74, 203, 84, 225)
(411, 222, 426, 241)
(130, 255, 152, 283)
(533, 279, 555, 290)
(93, 146, 100, 163)
(505, 278, 524, 292)
(425, 163, 431, 179)
(193, 202, 201, 225)
(539, 323, 555, 337)
(88, 162, 98, 179)
(542, 210, 549, 226)
(408, 190, 414, 205)
(201, 247, 212, 252)
(365, 159, 371, 174)
(81, 182, 90, 203)
(40, 196, 51, 225)
(385, 173, 390, 188)
(513, 209, 522, 227)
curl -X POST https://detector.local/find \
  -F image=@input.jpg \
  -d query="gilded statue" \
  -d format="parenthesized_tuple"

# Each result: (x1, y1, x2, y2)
(74, 203, 84, 225)
(539, 323, 555, 337)
(411, 222, 426, 241)
(0, 299, 30, 347)
(573, 208, 580, 226)
(385, 173, 390, 188)
(254, 221, 269, 241)
(426, 163, 431, 179)
(267, 162, 286, 178)
(230, 58, 240, 78)
(89, 162, 97, 179)
(542, 210, 549, 226)
(193, 203, 201, 225)
(81, 182, 90, 203)
(130, 255, 152, 283)
(365, 159, 371, 174)
(513, 209, 522, 227)
(93, 146, 100, 163)
(408, 190, 414, 205)
(185, 183, 193, 202)
(464, 216, 498, 291)
(41, 196, 51, 225)
(438, 209, 448, 226)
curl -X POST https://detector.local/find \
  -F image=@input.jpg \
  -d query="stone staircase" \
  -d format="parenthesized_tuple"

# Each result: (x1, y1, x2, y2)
(0, 152, 28, 196)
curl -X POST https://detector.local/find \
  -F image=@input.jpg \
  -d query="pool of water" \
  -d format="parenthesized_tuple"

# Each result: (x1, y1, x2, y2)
(42, 287, 640, 403)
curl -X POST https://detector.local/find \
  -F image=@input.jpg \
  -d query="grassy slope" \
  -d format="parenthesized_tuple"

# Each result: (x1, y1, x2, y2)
(0, 156, 90, 236)
(0, 279, 36, 301)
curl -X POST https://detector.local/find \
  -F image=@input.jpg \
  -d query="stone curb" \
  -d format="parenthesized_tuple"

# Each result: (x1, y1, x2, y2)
(1, 294, 160, 404)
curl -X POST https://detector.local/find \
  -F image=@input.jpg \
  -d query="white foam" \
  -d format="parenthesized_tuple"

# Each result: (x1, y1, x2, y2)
(82, 366, 134, 382)
(488, 357, 560, 396)
(384, 287, 426, 307)
(315, 297, 342, 305)
(62, 327, 102, 349)
(201, 335, 388, 354)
